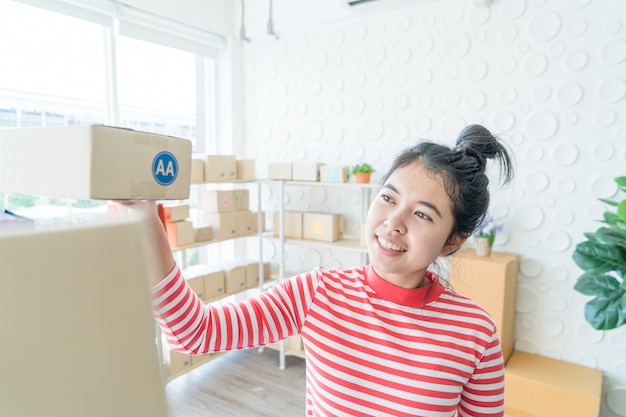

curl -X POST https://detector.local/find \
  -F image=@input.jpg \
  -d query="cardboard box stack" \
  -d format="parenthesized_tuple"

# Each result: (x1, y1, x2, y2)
(160, 203, 194, 248)
(273, 210, 344, 242)
(194, 188, 263, 240)
(268, 162, 351, 183)
(449, 248, 603, 417)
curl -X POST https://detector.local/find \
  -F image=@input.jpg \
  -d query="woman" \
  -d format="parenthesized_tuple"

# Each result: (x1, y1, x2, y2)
(142, 124, 514, 416)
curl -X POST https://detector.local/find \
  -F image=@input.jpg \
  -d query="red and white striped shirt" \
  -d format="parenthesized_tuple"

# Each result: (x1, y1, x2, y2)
(152, 264, 504, 417)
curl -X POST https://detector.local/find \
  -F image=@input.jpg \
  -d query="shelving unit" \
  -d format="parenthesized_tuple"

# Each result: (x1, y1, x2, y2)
(271, 180, 378, 368)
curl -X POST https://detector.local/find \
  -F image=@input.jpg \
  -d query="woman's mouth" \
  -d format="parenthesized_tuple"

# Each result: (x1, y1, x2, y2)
(377, 236, 407, 252)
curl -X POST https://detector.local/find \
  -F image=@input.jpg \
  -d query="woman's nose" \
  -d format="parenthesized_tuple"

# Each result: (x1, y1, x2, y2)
(384, 213, 407, 234)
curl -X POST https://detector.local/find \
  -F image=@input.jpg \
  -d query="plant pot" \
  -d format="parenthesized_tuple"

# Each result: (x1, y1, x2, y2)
(355, 173, 371, 183)
(475, 237, 493, 256)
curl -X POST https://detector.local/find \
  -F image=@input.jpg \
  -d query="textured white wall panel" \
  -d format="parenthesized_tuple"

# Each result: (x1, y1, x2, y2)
(243, 0, 626, 414)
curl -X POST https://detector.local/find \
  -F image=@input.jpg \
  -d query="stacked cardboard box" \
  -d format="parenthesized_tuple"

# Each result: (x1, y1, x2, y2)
(191, 153, 256, 182)
(273, 211, 344, 242)
(450, 249, 602, 416)
(194, 188, 263, 240)
(160, 203, 194, 248)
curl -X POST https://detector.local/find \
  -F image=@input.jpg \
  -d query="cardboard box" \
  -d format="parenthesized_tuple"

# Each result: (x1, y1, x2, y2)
(165, 220, 194, 247)
(194, 211, 238, 239)
(268, 162, 292, 180)
(221, 262, 247, 294)
(292, 162, 324, 181)
(237, 210, 258, 235)
(184, 264, 225, 301)
(286, 335, 304, 351)
(199, 190, 235, 212)
(204, 154, 236, 181)
(233, 189, 250, 211)
(504, 351, 602, 417)
(204, 268, 226, 299)
(165, 349, 191, 377)
(273, 211, 303, 239)
(320, 165, 349, 183)
(193, 225, 212, 242)
(303, 212, 343, 242)
(449, 249, 518, 363)
(162, 204, 190, 222)
(185, 275, 205, 300)
(0, 125, 192, 200)
(190, 155, 205, 183)
(190, 353, 214, 366)
(236, 159, 256, 180)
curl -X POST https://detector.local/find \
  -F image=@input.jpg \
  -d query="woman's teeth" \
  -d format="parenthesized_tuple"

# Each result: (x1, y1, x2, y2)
(378, 236, 406, 252)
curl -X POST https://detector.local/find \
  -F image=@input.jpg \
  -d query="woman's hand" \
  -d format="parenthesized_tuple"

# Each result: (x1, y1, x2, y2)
(111, 200, 176, 287)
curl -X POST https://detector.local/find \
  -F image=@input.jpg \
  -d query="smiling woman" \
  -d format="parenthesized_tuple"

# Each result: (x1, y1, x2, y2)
(136, 123, 515, 417)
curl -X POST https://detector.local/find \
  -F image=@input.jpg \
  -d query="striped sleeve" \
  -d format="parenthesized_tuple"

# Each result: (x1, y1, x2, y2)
(457, 330, 505, 416)
(150, 264, 319, 354)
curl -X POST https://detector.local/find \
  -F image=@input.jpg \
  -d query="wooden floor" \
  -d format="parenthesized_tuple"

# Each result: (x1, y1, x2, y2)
(165, 348, 306, 417)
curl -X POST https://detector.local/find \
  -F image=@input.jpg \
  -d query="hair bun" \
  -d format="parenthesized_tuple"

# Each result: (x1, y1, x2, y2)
(455, 124, 514, 183)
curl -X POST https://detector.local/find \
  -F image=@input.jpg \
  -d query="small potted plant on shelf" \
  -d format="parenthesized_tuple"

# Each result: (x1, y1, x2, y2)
(351, 163, 375, 184)
(473, 214, 503, 256)
(572, 175, 626, 331)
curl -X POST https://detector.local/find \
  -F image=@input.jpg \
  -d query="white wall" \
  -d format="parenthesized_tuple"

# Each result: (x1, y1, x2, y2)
(240, 0, 626, 416)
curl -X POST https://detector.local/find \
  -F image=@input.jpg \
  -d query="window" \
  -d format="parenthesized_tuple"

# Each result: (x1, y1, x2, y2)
(0, 0, 225, 224)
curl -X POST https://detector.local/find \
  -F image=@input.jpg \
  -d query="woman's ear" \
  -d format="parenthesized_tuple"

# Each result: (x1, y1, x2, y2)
(441, 233, 467, 257)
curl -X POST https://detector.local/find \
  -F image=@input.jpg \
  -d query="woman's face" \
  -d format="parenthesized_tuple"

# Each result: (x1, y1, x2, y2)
(365, 161, 465, 288)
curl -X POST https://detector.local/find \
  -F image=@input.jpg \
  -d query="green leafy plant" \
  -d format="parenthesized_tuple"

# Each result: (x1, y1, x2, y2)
(351, 163, 374, 174)
(573, 176, 626, 330)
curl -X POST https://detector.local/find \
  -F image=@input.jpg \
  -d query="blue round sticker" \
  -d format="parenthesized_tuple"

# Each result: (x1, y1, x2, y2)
(152, 151, 178, 186)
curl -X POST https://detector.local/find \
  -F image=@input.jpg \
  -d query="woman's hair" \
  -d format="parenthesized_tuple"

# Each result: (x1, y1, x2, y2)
(380, 124, 514, 248)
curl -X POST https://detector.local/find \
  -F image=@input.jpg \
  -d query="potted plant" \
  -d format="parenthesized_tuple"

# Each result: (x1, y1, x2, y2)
(573, 175, 626, 330)
(351, 163, 375, 184)
(473, 214, 503, 256)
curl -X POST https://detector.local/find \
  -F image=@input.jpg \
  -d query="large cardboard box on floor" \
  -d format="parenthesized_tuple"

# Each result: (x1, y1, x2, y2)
(303, 212, 344, 242)
(449, 248, 518, 363)
(0, 125, 192, 200)
(504, 350, 602, 417)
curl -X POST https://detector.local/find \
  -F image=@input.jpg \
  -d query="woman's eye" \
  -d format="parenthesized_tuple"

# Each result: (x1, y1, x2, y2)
(416, 211, 432, 221)
(382, 194, 392, 202)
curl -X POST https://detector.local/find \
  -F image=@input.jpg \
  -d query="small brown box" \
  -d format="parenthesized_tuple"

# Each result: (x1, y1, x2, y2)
(236, 159, 256, 180)
(243, 260, 260, 288)
(504, 351, 602, 417)
(221, 263, 247, 294)
(185, 275, 205, 300)
(273, 211, 303, 239)
(165, 220, 194, 247)
(194, 211, 237, 240)
(162, 204, 190, 222)
(204, 268, 226, 300)
(193, 225, 212, 242)
(190, 155, 205, 183)
(449, 249, 518, 364)
(292, 162, 324, 181)
(237, 210, 257, 235)
(302, 212, 343, 242)
(233, 189, 250, 211)
(268, 162, 292, 180)
(165, 349, 191, 377)
(199, 190, 235, 213)
(204, 155, 236, 181)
